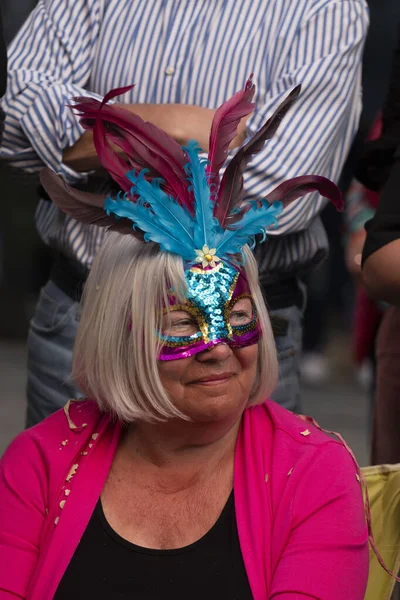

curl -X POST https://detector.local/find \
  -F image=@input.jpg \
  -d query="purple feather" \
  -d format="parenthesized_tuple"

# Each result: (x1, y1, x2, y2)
(264, 175, 343, 211)
(40, 167, 141, 237)
(225, 174, 343, 226)
(214, 85, 301, 227)
(207, 75, 255, 190)
(40, 168, 116, 227)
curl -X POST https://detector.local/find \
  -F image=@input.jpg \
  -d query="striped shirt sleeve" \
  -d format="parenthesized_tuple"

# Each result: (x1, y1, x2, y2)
(0, 0, 104, 183)
(243, 0, 369, 235)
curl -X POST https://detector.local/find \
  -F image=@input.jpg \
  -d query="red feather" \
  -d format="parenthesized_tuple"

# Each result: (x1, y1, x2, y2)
(207, 75, 255, 190)
(214, 85, 301, 226)
(92, 116, 133, 193)
(101, 84, 135, 106)
(72, 92, 193, 211)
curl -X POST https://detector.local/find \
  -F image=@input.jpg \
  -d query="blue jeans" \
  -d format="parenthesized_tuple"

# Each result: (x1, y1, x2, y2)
(26, 281, 83, 427)
(26, 281, 303, 426)
(269, 304, 303, 412)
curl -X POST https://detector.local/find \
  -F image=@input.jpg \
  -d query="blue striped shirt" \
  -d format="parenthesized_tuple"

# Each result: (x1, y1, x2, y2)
(1, 0, 368, 277)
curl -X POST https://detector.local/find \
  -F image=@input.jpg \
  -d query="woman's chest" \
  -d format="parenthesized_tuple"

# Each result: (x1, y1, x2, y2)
(101, 475, 233, 549)
(53, 493, 254, 599)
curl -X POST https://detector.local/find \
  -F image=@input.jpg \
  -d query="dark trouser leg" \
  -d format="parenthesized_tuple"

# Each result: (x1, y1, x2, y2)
(372, 307, 400, 464)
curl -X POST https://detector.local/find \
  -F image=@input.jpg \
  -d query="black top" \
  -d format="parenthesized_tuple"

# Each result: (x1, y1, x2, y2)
(356, 24, 400, 191)
(54, 491, 254, 600)
(363, 153, 400, 262)
(356, 22, 400, 262)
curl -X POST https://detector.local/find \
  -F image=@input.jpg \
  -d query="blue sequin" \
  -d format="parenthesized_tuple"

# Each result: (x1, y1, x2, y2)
(183, 262, 239, 342)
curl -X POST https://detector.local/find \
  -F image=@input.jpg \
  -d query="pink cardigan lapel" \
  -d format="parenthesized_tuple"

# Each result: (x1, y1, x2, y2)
(27, 412, 122, 600)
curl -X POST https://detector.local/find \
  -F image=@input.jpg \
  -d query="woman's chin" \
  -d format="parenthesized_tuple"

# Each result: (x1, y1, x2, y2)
(180, 389, 248, 423)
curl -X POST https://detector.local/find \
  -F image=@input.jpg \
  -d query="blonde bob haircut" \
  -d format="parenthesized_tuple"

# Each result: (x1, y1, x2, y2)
(73, 231, 278, 423)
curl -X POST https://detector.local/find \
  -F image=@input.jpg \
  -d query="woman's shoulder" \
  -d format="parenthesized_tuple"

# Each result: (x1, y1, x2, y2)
(1, 399, 105, 471)
(242, 400, 362, 509)
(247, 399, 337, 449)
(244, 400, 358, 478)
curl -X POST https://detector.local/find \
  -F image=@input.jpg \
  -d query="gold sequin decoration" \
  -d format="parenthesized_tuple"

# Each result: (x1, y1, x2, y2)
(63, 399, 88, 431)
(189, 262, 223, 275)
(300, 429, 311, 437)
(66, 463, 79, 482)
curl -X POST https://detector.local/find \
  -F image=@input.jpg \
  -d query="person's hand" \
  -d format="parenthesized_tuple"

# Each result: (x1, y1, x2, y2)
(234, 116, 248, 148)
(345, 229, 366, 280)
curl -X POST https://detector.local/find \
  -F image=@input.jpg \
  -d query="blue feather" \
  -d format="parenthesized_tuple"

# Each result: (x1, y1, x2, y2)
(104, 195, 194, 260)
(215, 200, 283, 257)
(184, 141, 220, 249)
(127, 170, 195, 253)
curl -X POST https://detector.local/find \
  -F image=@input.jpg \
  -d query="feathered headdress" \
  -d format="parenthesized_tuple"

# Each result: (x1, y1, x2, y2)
(40, 77, 342, 267)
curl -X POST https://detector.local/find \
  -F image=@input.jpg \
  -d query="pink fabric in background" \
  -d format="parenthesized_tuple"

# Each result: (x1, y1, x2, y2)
(0, 400, 369, 599)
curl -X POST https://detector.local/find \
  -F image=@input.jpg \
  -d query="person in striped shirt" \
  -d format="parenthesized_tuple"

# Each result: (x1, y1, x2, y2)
(0, 0, 369, 426)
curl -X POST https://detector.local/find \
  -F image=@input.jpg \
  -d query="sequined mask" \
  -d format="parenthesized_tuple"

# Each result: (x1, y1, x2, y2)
(158, 261, 262, 360)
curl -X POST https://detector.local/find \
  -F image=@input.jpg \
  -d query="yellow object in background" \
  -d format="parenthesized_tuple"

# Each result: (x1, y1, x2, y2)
(363, 464, 400, 600)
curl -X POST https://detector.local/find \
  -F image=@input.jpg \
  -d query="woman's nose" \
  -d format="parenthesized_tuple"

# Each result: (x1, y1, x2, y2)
(195, 342, 232, 361)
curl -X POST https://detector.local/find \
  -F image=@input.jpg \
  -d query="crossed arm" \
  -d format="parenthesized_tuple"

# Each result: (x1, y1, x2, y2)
(62, 103, 247, 171)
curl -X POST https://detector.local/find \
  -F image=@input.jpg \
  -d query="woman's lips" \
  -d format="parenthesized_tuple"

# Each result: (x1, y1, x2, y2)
(190, 373, 234, 386)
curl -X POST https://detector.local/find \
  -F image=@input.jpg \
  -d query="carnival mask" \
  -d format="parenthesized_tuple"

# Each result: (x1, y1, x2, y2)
(158, 260, 261, 360)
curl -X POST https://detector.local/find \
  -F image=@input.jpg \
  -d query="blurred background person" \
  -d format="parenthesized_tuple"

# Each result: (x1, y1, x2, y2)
(362, 160, 400, 469)
(360, 63, 400, 464)
(300, 0, 400, 388)
(0, 0, 368, 426)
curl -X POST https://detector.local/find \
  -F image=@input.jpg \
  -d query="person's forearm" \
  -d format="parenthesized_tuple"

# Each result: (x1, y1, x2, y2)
(62, 130, 100, 172)
(62, 103, 247, 173)
(126, 103, 217, 149)
(363, 239, 400, 305)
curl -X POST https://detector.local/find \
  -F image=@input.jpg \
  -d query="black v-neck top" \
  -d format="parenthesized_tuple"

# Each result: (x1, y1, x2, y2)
(54, 491, 253, 599)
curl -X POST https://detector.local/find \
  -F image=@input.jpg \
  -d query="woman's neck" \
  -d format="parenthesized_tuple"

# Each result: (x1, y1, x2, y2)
(119, 412, 243, 488)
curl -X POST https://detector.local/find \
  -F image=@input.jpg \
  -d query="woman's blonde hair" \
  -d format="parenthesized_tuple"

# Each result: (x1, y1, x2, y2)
(73, 232, 278, 422)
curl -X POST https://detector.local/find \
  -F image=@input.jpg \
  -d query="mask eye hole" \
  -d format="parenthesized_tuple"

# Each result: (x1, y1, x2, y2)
(161, 310, 199, 337)
(229, 297, 254, 327)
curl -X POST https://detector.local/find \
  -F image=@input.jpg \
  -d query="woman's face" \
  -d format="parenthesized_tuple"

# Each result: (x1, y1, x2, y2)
(158, 297, 259, 423)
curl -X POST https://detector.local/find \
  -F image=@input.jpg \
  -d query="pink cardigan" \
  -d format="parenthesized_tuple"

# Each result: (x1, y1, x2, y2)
(0, 399, 368, 599)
